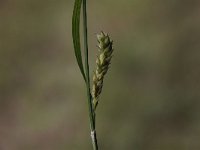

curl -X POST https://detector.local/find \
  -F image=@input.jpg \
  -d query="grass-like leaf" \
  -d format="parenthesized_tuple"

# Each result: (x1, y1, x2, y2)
(72, 0, 86, 81)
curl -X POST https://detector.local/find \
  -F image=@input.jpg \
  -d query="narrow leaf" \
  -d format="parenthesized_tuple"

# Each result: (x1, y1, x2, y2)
(72, 0, 86, 81)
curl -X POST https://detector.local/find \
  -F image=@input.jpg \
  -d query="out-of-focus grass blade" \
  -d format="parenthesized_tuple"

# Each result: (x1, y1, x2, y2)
(72, 0, 86, 81)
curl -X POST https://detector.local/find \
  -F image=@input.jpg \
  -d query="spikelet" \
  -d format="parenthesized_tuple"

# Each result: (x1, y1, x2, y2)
(92, 31, 114, 110)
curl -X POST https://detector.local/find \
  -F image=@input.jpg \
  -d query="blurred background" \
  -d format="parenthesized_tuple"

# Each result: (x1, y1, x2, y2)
(0, 0, 200, 149)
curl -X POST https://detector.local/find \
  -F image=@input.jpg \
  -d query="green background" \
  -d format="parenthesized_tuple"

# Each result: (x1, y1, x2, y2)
(0, 0, 200, 149)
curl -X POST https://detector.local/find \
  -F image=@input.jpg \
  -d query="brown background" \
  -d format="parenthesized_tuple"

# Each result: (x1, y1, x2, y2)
(0, 0, 200, 149)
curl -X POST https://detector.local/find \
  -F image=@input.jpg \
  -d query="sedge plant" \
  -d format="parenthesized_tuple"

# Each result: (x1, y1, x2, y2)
(72, 0, 114, 149)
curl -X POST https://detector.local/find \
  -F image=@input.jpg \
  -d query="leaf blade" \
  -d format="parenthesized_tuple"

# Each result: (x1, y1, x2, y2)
(72, 0, 86, 81)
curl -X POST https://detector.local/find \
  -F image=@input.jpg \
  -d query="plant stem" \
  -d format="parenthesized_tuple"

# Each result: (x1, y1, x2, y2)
(82, 0, 99, 149)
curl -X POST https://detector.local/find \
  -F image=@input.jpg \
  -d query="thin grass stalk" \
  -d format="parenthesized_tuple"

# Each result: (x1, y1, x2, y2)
(82, 0, 98, 149)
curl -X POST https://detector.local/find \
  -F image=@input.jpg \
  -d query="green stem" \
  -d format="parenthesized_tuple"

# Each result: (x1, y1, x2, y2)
(82, 0, 98, 149)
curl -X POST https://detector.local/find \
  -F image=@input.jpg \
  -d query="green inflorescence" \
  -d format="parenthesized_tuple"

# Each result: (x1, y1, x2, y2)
(92, 32, 114, 110)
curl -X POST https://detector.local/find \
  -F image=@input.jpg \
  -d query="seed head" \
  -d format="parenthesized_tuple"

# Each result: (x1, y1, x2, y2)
(92, 32, 114, 110)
